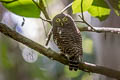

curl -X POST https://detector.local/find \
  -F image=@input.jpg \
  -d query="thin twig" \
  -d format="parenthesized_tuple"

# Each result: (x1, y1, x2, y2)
(79, 26, 120, 34)
(38, 0, 51, 21)
(81, 0, 84, 20)
(21, 18, 25, 27)
(45, 0, 50, 15)
(32, 0, 41, 10)
(79, 0, 95, 30)
(0, 23, 120, 79)
(39, 16, 52, 23)
(45, 28, 53, 46)
(74, 20, 84, 23)
(32, 0, 52, 24)
(60, 2, 73, 13)
(78, 15, 95, 31)
(32, 0, 52, 45)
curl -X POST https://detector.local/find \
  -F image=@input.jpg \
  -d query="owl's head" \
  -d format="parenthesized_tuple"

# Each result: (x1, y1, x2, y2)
(52, 13, 74, 27)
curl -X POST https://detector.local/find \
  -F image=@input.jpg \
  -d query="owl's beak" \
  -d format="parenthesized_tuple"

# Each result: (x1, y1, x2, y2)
(60, 22, 64, 26)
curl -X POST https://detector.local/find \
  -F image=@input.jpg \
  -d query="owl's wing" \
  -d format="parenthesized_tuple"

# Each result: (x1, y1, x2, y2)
(69, 28, 82, 45)
(53, 27, 62, 45)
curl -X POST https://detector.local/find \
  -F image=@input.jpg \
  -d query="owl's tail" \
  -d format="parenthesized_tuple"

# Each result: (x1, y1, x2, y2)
(68, 55, 82, 71)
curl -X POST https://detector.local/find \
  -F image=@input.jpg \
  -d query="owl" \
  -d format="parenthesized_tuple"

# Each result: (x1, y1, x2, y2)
(52, 13, 83, 71)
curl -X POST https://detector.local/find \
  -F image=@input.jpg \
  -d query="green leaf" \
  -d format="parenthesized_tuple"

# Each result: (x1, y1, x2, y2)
(88, 0, 111, 21)
(2, 0, 40, 18)
(64, 66, 81, 78)
(72, 0, 93, 14)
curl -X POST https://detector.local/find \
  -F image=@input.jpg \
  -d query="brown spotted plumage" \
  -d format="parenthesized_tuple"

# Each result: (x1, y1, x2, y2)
(52, 13, 83, 71)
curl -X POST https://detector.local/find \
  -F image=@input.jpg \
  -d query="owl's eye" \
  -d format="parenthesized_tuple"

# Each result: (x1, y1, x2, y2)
(62, 17, 68, 21)
(56, 18, 61, 22)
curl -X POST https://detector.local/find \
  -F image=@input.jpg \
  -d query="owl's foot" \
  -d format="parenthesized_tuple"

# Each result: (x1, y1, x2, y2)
(69, 65, 78, 71)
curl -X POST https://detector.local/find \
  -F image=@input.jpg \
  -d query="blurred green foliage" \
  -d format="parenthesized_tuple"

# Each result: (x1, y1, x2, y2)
(0, 39, 13, 69)
(64, 66, 82, 78)
(88, 0, 110, 21)
(81, 73, 93, 80)
(72, 0, 93, 13)
(83, 38, 93, 54)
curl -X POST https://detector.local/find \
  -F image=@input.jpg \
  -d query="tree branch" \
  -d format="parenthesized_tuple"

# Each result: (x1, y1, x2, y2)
(79, 26, 120, 34)
(0, 23, 120, 79)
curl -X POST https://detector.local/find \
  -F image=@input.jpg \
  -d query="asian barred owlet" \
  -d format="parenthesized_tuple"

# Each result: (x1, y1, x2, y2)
(52, 13, 83, 71)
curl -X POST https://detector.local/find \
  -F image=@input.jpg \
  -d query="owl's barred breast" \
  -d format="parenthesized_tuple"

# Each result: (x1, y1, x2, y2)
(53, 27, 82, 57)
